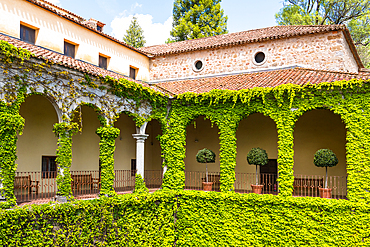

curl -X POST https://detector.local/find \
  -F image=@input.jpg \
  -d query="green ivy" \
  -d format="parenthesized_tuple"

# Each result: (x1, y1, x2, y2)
(0, 191, 369, 246)
(96, 126, 120, 197)
(160, 79, 370, 202)
(133, 174, 149, 194)
(53, 122, 79, 200)
(0, 113, 24, 205)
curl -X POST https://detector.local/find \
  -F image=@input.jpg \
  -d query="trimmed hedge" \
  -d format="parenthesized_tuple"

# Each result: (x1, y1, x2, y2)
(1, 191, 369, 246)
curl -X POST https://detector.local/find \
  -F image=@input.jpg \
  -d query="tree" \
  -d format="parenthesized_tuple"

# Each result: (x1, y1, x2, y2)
(275, 0, 370, 68)
(168, 0, 228, 42)
(123, 17, 146, 48)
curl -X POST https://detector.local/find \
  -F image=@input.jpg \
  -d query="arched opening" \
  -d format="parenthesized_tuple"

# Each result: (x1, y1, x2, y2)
(294, 109, 347, 198)
(185, 116, 220, 191)
(113, 113, 137, 192)
(236, 113, 278, 194)
(144, 119, 163, 189)
(71, 105, 101, 197)
(17, 94, 58, 202)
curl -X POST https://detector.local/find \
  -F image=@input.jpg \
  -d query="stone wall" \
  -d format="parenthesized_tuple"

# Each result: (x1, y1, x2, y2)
(149, 31, 359, 81)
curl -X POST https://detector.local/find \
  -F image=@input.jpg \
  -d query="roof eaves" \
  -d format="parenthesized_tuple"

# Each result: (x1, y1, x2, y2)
(25, 0, 150, 57)
(341, 27, 364, 69)
(142, 25, 347, 57)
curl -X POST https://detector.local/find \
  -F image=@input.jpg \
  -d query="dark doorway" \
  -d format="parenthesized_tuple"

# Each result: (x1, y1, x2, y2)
(260, 159, 278, 194)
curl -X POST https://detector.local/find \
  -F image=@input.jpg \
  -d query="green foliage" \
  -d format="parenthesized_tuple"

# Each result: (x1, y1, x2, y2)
(0, 113, 24, 205)
(123, 17, 146, 48)
(0, 191, 370, 246)
(314, 149, 338, 168)
(247, 147, 268, 166)
(161, 78, 370, 201)
(275, 0, 370, 67)
(134, 174, 149, 193)
(169, 0, 228, 42)
(96, 127, 120, 197)
(53, 122, 79, 200)
(196, 148, 216, 163)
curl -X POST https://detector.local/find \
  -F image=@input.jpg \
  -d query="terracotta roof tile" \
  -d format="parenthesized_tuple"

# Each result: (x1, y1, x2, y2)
(0, 33, 153, 89)
(155, 67, 370, 95)
(140, 25, 354, 56)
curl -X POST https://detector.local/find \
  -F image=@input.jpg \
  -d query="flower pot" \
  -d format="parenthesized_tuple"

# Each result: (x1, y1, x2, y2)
(202, 182, 213, 191)
(319, 188, 332, 198)
(251, 184, 264, 194)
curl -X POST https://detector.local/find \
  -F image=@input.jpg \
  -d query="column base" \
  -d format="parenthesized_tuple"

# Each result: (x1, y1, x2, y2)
(55, 195, 67, 203)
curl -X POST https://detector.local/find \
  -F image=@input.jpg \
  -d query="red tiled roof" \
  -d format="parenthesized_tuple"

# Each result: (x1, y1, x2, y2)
(155, 67, 370, 95)
(25, 0, 149, 57)
(31, 0, 85, 22)
(0, 33, 152, 89)
(140, 25, 363, 68)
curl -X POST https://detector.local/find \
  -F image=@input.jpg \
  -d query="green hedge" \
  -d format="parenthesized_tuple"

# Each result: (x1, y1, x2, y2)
(1, 191, 369, 246)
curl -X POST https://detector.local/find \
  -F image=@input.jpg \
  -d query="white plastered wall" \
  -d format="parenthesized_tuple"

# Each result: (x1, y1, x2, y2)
(0, 0, 150, 81)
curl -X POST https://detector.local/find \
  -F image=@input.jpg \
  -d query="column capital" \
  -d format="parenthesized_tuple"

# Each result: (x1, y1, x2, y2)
(132, 134, 149, 143)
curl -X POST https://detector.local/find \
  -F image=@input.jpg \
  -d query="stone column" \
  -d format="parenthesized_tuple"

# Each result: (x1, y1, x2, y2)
(132, 134, 149, 178)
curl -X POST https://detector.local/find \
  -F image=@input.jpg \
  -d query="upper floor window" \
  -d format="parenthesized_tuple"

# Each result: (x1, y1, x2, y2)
(64, 41, 76, 58)
(20, 24, 36, 44)
(129, 67, 137, 80)
(99, 55, 108, 69)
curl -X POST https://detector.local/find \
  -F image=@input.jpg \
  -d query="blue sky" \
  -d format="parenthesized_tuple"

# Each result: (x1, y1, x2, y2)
(49, 0, 285, 46)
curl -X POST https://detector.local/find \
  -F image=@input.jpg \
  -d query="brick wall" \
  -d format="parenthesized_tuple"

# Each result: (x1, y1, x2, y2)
(149, 31, 358, 81)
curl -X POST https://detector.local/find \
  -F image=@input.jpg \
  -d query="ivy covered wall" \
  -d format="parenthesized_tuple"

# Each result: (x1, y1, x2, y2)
(1, 191, 370, 246)
(1, 40, 370, 205)
(161, 81, 370, 202)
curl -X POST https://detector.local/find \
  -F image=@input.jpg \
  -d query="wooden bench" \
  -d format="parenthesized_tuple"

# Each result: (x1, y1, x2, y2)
(293, 177, 323, 192)
(71, 174, 100, 192)
(201, 174, 221, 191)
(14, 175, 39, 195)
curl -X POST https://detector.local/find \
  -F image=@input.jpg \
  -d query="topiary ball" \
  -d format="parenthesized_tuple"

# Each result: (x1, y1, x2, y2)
(196, 148, 216, 163)
(314, 149, 338, 167)
(247, 147, 268, 166)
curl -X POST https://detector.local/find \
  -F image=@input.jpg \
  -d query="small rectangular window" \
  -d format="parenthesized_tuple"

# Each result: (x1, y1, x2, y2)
(131, 159, 136, 176)
(99, 55, 108, 69)
(129, 67, 137, 80)
(42, 156, 57, 178)
(20, 24, 36, 44)
(64, 41, 76, 58)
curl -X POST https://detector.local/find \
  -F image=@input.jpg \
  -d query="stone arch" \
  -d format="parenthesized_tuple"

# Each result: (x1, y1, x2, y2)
(70, 104, 102, 172)
(184, 115, 221, 190)
(293, 108, 347, 198)
(24, 92, 62, 123)
(235, 112, 278, 193)
(17, 94, 59, 172)
(113, 111, 137, 171)
(144, 119, 163, 188)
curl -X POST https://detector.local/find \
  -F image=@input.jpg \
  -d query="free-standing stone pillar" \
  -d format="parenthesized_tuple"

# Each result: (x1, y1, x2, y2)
(132, 134, 149, 178)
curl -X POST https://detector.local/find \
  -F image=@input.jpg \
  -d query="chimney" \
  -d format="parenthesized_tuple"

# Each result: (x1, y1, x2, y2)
(83, 18, 106, 32)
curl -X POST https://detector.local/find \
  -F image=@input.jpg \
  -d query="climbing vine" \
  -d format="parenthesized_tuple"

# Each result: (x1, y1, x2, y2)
(53, 122, 79, 200)
(96, 126, 120, 197)
(161, 79, 370, 202)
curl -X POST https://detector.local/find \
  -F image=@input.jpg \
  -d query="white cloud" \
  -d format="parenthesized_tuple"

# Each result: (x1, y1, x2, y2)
(46, 0, 61, 6)
(110, 14, 173, 47)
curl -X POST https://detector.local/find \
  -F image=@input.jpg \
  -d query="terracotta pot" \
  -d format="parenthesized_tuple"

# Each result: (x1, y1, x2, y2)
(251, 184, 264, 194)
(202, 182, 213, 191)
(319, 188, 332, 198)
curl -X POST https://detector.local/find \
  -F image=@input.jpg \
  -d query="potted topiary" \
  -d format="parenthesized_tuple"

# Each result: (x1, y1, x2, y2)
(247, 147, 268, 194)
(314, 149, 338, 199)
(196, 148, 216, 191)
